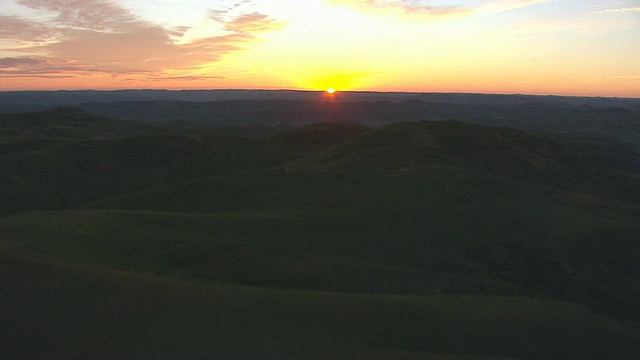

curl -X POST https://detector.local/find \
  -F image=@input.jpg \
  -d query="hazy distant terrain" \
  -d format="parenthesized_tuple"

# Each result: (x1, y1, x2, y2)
(1, 93, 639, 359)
(3, 90, 639, 148)
(1, 89, 639, 109)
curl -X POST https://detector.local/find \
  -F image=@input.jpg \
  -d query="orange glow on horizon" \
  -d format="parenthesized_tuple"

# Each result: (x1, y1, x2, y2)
(0, 1, 638, 98)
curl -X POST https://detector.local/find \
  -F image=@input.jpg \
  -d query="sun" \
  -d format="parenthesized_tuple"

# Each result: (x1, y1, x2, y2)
(327, 88, 335, 94)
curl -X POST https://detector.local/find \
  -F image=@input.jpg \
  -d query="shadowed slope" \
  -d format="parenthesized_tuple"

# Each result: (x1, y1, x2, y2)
(289, 121, 640, 205)
(0, 107, 158, 140)
(1, 250, 639, 360)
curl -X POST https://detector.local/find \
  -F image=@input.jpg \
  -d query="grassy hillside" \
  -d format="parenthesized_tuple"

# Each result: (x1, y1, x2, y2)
(287, 121, 640, 208)
(0, 107, 158, 140)
(553, 133, 640, 174)
(1, 109, 639, 358)
(0, 117, 304, 216)
(3, 164, 638, 317)
(2, 251, 639, 360)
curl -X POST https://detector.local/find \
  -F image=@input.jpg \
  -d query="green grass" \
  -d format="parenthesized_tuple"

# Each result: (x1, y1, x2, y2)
(1, 165, 634, 301)
(4, 160, 637, 319)
(2, 115, 639, 358)
(2, 251, 639, 360)
(82, 165, 620, 252)
(0, 107, 158, 140)
(0, 132, 296, 216)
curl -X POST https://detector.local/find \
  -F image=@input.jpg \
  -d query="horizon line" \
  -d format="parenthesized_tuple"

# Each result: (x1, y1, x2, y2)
(0, 88, 639, 100)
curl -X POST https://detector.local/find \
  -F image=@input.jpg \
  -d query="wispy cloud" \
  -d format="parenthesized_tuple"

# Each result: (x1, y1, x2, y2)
(223, 12, 283, 34)
(477, 0, 552, 15)
(16, 0, 142, 32)
(595, 6, 640, 14)
(326, 0, 552, 17)
(326, 0, 468, 17)
(0, 14, 53, 42)
(502, 59, 543, 66)
(0, 0, 284, 79)
(580, 74, 640, 83)
(0, 56, 86, 77)
(0, 57, 47, 68)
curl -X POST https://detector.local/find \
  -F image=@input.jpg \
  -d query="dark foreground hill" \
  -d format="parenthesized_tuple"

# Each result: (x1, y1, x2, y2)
(3, 252, 640, 360)
(1, 108, 639, 359)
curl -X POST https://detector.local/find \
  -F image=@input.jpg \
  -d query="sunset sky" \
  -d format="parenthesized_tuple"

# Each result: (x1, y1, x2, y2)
(0, 0, 638, 96)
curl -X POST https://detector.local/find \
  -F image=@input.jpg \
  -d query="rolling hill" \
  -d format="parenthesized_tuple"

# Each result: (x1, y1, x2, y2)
(1, 107, 639, 359)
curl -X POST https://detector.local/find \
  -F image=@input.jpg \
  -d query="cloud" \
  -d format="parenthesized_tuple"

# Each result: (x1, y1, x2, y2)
(502, 59, 542, 66)
(146, 75, 227, 82)
(595, 6, 640, 14)
(223, 12, 284, 34)
(0, 73, 75, 78)
(0, 57, 47, 68)
(326, 0, 468, 17)
(0, 0, 284, 79)
(611, 75, 640, 79)
(16, 0, 142, 32)
(477, 0, 552, 15)
(582, 74, 640, 82)
(326, 0, 552, 17)
(0, 15, 53, 42)
(0, 56, 111, 78)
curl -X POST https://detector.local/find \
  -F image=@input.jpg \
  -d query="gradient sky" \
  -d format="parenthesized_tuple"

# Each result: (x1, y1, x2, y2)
(0, 0, 638, 96)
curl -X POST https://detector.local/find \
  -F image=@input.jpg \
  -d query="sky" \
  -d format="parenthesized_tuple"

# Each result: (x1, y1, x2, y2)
(0, 0, 638, 97)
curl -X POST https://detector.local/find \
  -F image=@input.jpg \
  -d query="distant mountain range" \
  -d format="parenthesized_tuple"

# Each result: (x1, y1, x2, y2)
(1, 89, 639, 114)
(3, 91, 639, 154)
